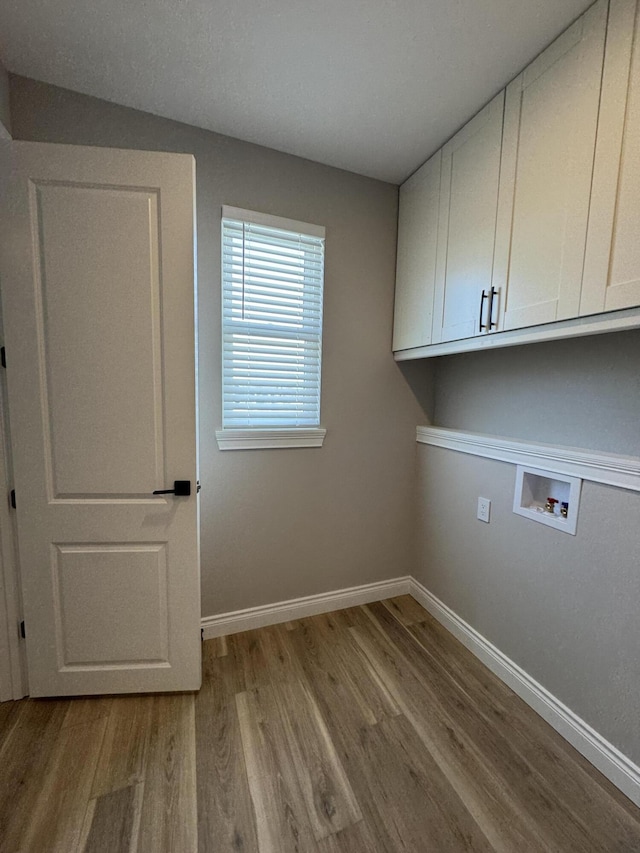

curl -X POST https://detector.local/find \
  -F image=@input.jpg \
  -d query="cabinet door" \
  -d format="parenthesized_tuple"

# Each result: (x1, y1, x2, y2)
(581, 0, 640, 315)
(392, 151, 441, 351)
(494, 0, 607, 332)
(431, 94, 503, 344)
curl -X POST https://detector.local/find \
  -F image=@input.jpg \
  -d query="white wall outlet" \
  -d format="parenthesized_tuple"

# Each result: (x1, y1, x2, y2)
(477, 497, 491, 523)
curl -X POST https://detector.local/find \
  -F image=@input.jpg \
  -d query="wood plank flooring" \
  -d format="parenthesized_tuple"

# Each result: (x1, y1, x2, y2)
(1, 596, 640, 851)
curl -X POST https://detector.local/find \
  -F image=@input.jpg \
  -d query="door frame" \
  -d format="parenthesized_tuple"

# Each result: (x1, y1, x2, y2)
(0, 136, 28, 701)
(0, 311, 27, 701)
(0, 362, 28, 702)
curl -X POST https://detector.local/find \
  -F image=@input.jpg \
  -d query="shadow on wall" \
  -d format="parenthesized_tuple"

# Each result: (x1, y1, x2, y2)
(431, 328, 640, 455)
(0, 60, 11, 136)
(396, 359, 436, 423)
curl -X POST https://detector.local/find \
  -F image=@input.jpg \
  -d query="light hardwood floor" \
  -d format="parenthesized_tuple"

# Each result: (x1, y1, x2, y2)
(1, 596, 640, 851)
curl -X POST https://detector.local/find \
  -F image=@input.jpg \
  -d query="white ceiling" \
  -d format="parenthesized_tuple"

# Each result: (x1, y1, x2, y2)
(0, 0, 594, 183)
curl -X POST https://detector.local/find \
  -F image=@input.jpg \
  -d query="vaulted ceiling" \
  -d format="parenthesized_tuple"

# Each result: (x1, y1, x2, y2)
(0, 0, 593, 182)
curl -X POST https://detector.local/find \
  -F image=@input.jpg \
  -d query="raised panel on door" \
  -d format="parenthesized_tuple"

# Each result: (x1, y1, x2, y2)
(393, 151, 441, 351)
(53, 543, 169, 665)
(581, 0, 640, 316)
(1, 142, 200, 697)
(494, 0, 607, 332)
(36, 182, 165, 498)
(431, 93, 503, 344)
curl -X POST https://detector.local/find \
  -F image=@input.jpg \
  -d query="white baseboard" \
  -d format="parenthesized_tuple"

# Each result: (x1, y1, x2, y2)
(201, 576, 411, 639)
(408, 577, 640, 809)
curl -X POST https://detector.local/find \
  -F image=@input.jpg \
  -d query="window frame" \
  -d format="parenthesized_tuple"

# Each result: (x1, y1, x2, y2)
(216, 205, 326, 450)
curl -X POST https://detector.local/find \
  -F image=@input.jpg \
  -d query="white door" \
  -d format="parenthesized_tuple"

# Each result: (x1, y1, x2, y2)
(581, 0, 640, 316)
(393, 150, 441, 351)
(0, 141, 201, 697)
(494, 0, 607, 332)
(431, 93, 504, 344)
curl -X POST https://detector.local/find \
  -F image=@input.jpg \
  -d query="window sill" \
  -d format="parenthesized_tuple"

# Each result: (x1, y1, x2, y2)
(215, 428, 326, 450)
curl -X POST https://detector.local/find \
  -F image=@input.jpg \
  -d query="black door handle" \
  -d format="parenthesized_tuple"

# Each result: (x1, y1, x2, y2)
(153, 480, 191, 497)
(479, 290, 488, 331)
(488, 287, 498, 330)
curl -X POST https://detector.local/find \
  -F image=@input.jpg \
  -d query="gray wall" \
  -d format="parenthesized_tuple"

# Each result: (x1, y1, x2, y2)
(426, 309, 640, 765)
(0, 61, 10, 136)
(433, 329, 640, 456)
(9, 74, 433, 616)
(416, 445, 640, 764)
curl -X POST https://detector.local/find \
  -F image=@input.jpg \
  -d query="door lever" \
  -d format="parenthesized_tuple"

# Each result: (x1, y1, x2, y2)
(153, 480, 191, 497)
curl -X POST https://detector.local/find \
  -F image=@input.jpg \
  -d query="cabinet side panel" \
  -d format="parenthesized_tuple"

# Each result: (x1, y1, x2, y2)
(605, 1, 640, 312)
(581, 0, 636, 315)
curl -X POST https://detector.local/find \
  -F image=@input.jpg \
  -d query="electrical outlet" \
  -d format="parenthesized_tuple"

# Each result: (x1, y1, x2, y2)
(477, 496, 491, 523)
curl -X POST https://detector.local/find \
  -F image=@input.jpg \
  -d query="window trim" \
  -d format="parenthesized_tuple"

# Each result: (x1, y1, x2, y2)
(217, 206, 326, 449)
(215, 427, 326, 450)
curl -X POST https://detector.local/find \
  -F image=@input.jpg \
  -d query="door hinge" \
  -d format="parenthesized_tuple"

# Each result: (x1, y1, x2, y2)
(9, 489, 15, 510)
(0, 347, 5, 368)
(19, 620, 25, 639)
(201, 627, 204, 642)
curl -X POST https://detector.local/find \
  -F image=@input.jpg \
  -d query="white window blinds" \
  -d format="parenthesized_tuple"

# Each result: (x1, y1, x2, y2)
(221, 207, 325, 429)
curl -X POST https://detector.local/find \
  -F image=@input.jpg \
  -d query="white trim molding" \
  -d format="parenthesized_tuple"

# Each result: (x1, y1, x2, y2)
(394, 305, 640, 360)
(215, 427, 326, 450)
(416, 425, 640, 492)
(408, 578, 640, 809)
(201, 576, 410, 639)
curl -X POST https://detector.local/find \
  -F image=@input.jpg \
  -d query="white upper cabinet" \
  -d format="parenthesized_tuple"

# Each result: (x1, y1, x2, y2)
(431, 94, 504, 343)
(392, 0, 640, 359)
(494, 0, 607, 332)
(581, 0, 640, 316)
(393, 151, 441, 350)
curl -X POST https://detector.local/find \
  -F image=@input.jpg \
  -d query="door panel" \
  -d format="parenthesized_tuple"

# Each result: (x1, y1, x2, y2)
(582, 0, 640, 315)
(496, 0, 607, 331)
(35, 183, 164, 498)
(432, 93, 503, 344)
(393, 150, 441, 350)
(54, 543, 169, 666)
(1, 142, 200, 697)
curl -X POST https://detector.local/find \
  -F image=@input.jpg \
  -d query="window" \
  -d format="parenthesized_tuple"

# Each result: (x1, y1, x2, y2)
(216, 206, 326, 449)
